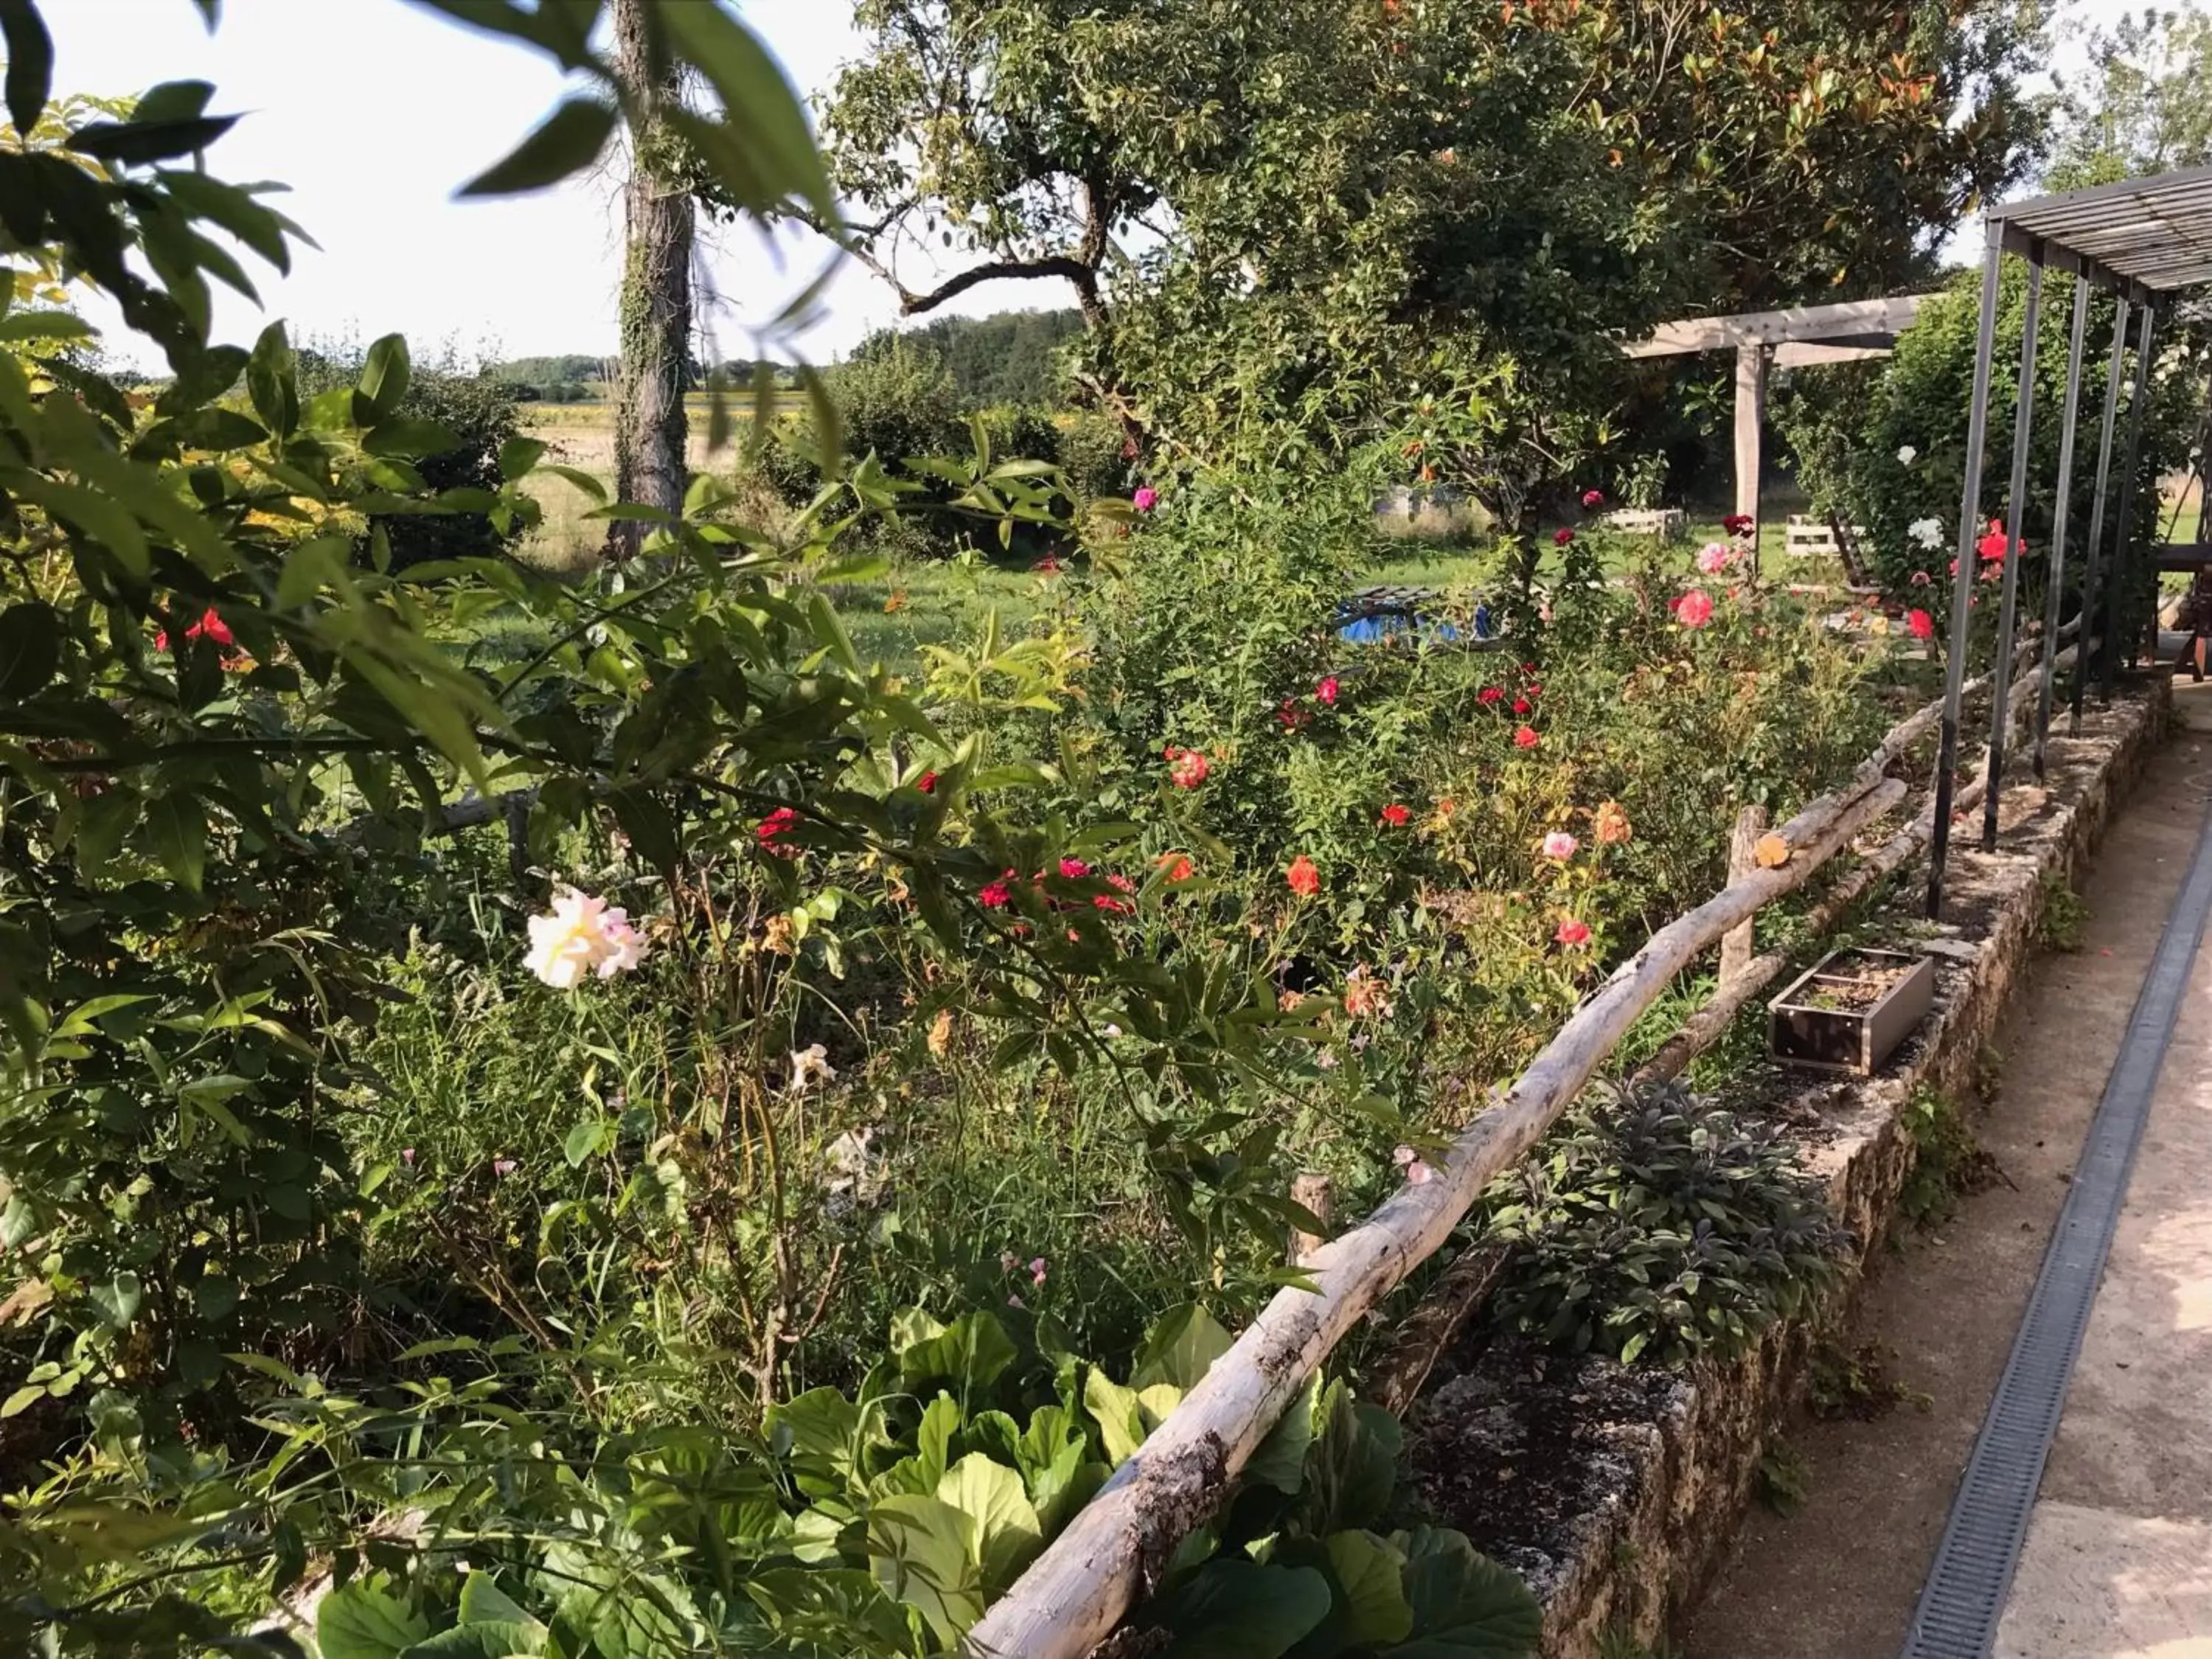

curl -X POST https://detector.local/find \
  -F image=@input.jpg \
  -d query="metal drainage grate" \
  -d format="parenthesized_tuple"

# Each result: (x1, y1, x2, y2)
(1902, 797, 2212, 1658)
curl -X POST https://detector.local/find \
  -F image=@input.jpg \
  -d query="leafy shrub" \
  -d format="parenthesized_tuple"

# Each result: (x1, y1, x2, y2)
(1484, 1080, 1848, 1366)
(1777, 260, 2197, 652)
(296, 338, 527, 569)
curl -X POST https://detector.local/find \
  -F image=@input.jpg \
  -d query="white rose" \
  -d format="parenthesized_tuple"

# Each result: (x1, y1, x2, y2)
(1897, 445, 1918, 466)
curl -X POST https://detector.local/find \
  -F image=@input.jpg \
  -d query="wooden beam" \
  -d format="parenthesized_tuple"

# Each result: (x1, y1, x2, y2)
(1621, 293, 1931, 358)
(1736, 342, 1767, 570)
(1773, 341, 1896, 368)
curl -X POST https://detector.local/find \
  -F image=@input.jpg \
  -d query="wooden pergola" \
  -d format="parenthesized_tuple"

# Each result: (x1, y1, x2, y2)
(1622, 294, 1933, 559)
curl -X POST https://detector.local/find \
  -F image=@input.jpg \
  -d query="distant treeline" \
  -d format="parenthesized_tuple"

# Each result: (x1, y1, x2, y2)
(854, 308, 1083, 408)
(490, 309, 1081, 408)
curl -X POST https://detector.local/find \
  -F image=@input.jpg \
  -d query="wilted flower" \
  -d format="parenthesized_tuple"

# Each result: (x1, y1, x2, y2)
(788, 1043, 837, 1093)
(1165, 746, 1210, 788)
(492, 1158, 517, 1178)
(1029, 1256, 1048, 1287)
(1696, 541, 1733, 575)
(927, 1007, 955, 1058)
(1343, 964, 1393, 1019)
(1593, 800, 1632, 844)
(525, 888, 652, 989)
(1287, 855, 1321, 897)
(1392, 1144, 1434, 1186)
(1910, 569, 1932, 587)
(1908, 517, 1944, 551)
(1541, 830, 1579, 860)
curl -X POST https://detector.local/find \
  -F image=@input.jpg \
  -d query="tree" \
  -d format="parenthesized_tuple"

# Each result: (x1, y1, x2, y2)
(608, 0, 695, 563)
(818, 0, 2048, 511)
(2050, 2, 2212, 185)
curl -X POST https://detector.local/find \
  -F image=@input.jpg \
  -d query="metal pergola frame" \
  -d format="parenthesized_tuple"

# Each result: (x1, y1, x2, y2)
(1924, 166, 2212, 919)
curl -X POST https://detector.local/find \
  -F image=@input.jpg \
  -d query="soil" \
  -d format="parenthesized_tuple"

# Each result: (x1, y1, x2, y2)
(1680, 680, 2212, 1659)
(1791, 952, 1914, 1012)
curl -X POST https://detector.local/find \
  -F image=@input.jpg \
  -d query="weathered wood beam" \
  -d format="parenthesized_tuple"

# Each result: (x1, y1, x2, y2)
(1621, 294, 1931, 359)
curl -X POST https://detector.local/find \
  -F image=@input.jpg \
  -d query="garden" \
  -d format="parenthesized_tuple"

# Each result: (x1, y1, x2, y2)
(0, 1, 2194, 1657)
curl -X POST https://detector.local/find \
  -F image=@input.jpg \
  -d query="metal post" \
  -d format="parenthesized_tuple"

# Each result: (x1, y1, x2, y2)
(2034, 274, 2093, 780)
(2101, 302, 2158, 700)
(1929, 219, 2007, 919)
(1981, 253, 2045, 851)
(2073, 294, 2132, 732)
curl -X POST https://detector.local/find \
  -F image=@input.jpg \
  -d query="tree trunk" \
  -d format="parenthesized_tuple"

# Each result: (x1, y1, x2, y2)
(608, 0, 693, 564)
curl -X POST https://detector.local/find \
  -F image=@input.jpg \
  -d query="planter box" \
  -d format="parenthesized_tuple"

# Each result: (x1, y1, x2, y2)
(1768, 947, 1935, 1076)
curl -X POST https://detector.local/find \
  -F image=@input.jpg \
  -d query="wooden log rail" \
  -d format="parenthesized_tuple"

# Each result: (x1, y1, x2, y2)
(965, 626, 2077, 1659)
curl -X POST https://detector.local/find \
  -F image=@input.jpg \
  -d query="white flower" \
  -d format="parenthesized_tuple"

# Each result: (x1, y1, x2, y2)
(525, 888, 650, 988)
(1897, 445, 1918, 466)
(1907, 517, 1944, 552)
(789, 1043, 837, 1093)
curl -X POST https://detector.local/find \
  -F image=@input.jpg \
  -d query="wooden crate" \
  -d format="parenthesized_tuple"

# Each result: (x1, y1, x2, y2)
(1604, 507, 1687, 541)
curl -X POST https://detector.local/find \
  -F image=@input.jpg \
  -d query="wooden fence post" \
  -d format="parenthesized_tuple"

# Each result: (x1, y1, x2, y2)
(1721, 804, 1766, 989)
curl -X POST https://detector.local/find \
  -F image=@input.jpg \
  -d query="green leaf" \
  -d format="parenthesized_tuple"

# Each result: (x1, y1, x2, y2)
(1326, 1531, 1415, 1647)
(458, 97, 616, 197)
(1245, 1374, 1319, 1496)
(865, 1494, 983, 1647)
(498, 436, 547, 480)
(247, 320, 299, 437)
(1132, 1303, 1234, 1392)
(70, 112, 240, 165)
(88, 1270, 142, 1329)
(936, 1453, 1043, 1593)
(363, 416, 462, 459)
(563, 1116, 606, 1168)
(0, 601, 59, 701)
(1156, 1561, 1332, 1658)
(658, 1, 835, 220)
(397, 1624, 546, 1658)
(142, 793, 206, 893)
(319, 1582, 432, 1659)
(609, 786, 679, 871)
(0, 0, 52, 139)
(0, 310, 94, 343)
(1, 1385, 45, 1418)
(1382, 1528, 1542, 1659)
(456, 1575, 538, 1627)
(10, 475, 150, 577)
(359, 333, 411, 420)
(897, 1309, 1017, 1399)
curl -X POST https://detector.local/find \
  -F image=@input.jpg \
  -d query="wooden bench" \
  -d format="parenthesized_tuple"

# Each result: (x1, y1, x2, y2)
(1603, 507, 1687, 541)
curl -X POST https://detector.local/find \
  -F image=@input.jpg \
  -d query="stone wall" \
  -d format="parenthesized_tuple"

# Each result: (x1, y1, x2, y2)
(1399, 678, 2172, 1657)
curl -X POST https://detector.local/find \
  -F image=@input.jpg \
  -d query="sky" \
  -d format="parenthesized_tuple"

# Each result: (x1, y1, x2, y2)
(52, 0, 975, 369)
(53, 0, 2141, 372)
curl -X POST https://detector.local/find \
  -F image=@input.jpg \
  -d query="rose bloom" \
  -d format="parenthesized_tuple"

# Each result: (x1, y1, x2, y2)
(1582, 488, 1604, 508)
(525, 888, 650, 989)
(915, 769, 939, 793)
(1541, 830, 1579, 860)
(1555, 917, 1593, 947)
(1156, 852, 1196, 882)
(1910, 570, 1932, 587)
(1593, 800, 1632, 844)
(1553, 527, 1575, 546)
(1316, 675, 1339, 705)
(1478, 686, 1504, 706)
(1379, 802, 1411, 827)
(1722, 512, 1754, 535)
(1286, 855, 1321, 897)
(1133, 486, 1159, 512)
(755, 806, 801, 856)
(1907, 608, 1935, 641)
(1696, 542, 1733, 575)
(1514, 725, 1540, 748)
(1164, 746, 1210, 787)
(1897, 445, 1918, 466)
(1512, 696, 1531, 715)
(1674, 589, 1715, 629)
(1908, 516, 1944, 551)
